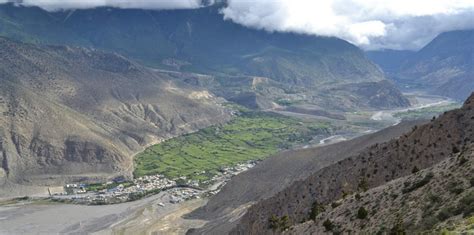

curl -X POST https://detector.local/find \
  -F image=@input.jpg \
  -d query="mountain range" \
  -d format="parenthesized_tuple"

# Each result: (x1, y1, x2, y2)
(0, 3, 409, 111)
(368, 29, 474, 101)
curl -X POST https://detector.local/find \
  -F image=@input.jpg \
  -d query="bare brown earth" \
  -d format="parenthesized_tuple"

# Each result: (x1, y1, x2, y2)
(0, 37, 231, 196)
(186, 120, 425, 234)
(231, 93, 474, 234)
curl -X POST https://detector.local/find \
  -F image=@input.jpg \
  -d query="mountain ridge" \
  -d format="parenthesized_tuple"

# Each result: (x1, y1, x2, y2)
(0, 3, 410, 111)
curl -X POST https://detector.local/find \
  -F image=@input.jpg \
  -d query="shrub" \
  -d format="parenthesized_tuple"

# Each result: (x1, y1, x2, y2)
(420, 215, 439, 230)
(452, 146, 461, 154)
(331, 201, 341, 208)
(428, 194, 441, 204)
(358, 178, 369, 192)
(459, 156, 468, 165)
(357, 206, 368, 219)
(269, 215, 280, 230)
(447, 181, 464, 194)
(411, 166, 420, 174)
(323, 219, 334, 231)
(269, 214, 291, 232)
(458, 191, 474, 217)
(437, 207, 455, 221)
(389, 219, 406, 235)
(310, 201, 325, 220)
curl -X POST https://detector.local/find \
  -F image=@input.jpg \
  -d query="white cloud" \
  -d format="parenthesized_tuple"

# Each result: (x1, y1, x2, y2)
(221, 0, 474, 50)
(2, 0, 474, 49)
(8, 0, 204, 10)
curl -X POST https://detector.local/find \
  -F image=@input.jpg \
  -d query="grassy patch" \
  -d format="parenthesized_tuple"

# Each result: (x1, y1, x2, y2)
(134, 112, 329, 182)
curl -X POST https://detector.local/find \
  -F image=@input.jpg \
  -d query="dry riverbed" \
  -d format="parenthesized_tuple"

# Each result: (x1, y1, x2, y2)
(0, 190, 207, 235)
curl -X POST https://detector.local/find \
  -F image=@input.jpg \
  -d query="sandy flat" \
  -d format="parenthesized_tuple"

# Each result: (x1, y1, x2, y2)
(0, 191, 206, 235)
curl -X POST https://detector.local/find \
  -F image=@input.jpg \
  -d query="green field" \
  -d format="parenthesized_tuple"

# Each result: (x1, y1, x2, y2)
(134, 112, 330, 183)
(394, 103, 461, 120)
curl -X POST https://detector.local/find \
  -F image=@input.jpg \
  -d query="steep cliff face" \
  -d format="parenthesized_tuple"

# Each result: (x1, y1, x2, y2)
(0, 38, 231, 191)
(232, 93, 474, 234)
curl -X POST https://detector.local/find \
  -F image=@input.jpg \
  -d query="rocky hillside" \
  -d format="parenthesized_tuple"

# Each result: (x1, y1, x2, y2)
(289, 143, 474, 234)
(231, 93, 474, 234)
(369, 30, 474, 101)
(0, 3, 410, 111)
(0, 37, 230, 196)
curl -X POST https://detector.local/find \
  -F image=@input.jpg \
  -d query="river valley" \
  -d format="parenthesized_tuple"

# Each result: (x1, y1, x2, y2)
(0, 92, 459, 235)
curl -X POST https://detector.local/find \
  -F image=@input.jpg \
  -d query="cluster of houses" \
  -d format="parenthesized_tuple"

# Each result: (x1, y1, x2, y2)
(210, 160, 258, 183)
(168, 188, 201, 204)
(53, 160, 260, 205)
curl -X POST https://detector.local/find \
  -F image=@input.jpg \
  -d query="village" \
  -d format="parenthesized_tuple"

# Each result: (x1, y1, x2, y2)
(49, 160, 259, 205)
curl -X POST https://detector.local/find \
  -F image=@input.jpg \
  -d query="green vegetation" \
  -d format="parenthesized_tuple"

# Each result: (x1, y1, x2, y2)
(275, 98, 302, 106)
(436, 191, 474, 223)
(269, 215, 291, 232)
(134, 112, 330, 183)
(310, 201, 325, 220)
(84, 182, 134, 192)
(394, 103, 461, 120)
(0, 196, 30, 206)
(357, 206, 369, 219)
(323, 219, 334, 231)
(358, 177, 369, 192)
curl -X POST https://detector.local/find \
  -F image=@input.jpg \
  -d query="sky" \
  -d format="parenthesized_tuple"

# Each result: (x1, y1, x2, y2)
(2, 0, 474, 50)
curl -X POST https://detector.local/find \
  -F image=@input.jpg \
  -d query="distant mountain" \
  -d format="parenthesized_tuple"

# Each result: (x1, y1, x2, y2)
(0, 37, 230, 196)
(366, 49, 415, 76)
(232, 93, 474, 234)
(368, 30, 474, 100)
(0, 3, 409, 110)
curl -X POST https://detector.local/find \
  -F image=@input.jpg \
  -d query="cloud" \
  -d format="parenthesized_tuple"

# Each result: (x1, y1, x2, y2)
(220, 0, 474, 50)
(4, 0, 204, 10)
(2, 0, 474, 50)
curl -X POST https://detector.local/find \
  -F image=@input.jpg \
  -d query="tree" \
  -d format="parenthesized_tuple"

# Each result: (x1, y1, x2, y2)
(357, 206, 368, 219)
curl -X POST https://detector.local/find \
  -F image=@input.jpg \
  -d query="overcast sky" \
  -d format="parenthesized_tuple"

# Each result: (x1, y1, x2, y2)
(3, 0, 474, 50)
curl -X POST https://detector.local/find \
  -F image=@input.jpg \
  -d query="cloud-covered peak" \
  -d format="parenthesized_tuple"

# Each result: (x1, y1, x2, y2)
(1, 0, 474, 50)
(221, 0, 474, 50)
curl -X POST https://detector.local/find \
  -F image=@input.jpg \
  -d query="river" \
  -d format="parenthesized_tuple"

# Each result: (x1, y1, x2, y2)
(315, 92, 457, 147)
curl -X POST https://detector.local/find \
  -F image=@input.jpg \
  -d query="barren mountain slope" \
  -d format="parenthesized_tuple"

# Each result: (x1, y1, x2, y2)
(289, 142, 474, 234)
(232, 93, 474, 234)
(0, 38, 230, 195)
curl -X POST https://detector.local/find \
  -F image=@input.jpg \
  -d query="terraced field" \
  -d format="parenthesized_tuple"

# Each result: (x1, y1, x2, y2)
(133, 112, 330, 183)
